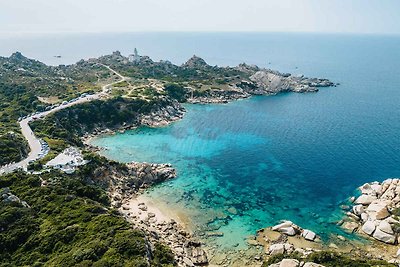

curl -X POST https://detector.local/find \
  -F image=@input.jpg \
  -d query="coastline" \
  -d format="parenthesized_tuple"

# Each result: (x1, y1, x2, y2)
(83, 86, 336, 266)
(85, 101, 400, 266)
(121, 193, 194, 232)
(118, 191, 209, 266)
(79, 61, 340, 266)
(1, 40, 399, 267)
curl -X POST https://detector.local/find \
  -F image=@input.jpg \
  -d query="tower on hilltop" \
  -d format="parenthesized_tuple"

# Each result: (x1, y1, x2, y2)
(128, 48, 140, 63)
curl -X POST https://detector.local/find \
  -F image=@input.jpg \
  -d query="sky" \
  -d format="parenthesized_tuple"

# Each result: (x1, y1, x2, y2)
(1, 0, 400, 35)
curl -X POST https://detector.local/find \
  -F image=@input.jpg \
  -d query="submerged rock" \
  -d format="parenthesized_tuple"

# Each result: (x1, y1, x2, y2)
(342, 221, 359, 233)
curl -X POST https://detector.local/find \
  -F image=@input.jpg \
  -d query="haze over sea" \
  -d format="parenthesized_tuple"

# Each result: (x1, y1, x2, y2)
(3, 32, 400, 250)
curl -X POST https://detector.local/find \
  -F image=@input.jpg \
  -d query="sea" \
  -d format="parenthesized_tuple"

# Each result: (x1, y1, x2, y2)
(2, 32, 400, 251)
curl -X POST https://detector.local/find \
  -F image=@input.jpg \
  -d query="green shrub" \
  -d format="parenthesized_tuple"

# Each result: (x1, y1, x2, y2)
(306, 251, 395, 267)
(164, 83, 187, 102)
(0, 158, 175, 266)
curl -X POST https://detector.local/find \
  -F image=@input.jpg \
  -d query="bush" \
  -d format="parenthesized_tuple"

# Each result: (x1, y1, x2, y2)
(164, 83, 187, 102)
(306, 251, 395, 267)
(0, 158, 175, 266)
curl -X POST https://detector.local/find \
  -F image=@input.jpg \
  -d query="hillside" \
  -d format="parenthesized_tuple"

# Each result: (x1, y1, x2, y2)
(0, 154, 175, 266)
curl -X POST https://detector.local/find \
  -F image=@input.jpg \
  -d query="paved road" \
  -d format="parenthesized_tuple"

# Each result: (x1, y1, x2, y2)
(0, 64, 126, 175)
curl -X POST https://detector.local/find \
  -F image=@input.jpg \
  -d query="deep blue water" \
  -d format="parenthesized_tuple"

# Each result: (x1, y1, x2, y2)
(3, 32, 400, 250)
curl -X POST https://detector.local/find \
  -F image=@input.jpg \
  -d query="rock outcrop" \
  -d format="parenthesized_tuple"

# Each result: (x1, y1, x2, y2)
(271, 220, 318, 242)
(121, 202, 208, 267)
(87, 161, 176, 208)
(140, 98, 185, 127)
(1, 187, 30, 208)
(343, 178, 400, 244)
(187, 87, 250, 104)
(249, 70, 335, 95)
(127, 162, 176, 187)
(182, 55, 210, 69)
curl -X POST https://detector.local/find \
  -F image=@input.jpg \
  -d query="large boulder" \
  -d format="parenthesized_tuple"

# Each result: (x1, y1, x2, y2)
(268, 243, 294, 255)
(280, 227, 297, 236)
(355, 194, 377, 205)
(272, 221, 299, 236)
(366, 200, 390, 220)
(359, 183, 376, 195)
(352, 205, 365, 216)
(370, 183, 383, 195)
(372, 228, 396, 244)
(302, 229, 317, 241)
(280, 259, 300, 267)
(269, 243, 285, 255)
(361, 220, 376, 236)
(360, 212, 369, 222)
(272, 221, 294, 231)
(378, 220, 394, 235)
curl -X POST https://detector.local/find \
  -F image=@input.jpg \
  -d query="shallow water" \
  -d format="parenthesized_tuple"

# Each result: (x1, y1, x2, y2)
(89, 33, 400, 251)
(5, 32, 398, 251)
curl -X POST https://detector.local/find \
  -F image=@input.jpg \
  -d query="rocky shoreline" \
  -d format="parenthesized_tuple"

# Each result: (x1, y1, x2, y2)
(186, 68, 337, 105)
(81, 66, 339, 267)
(253, 179, 400, 266)
(83, 100, 400, 265)
(87, 159, 210, 266)
(120, 196, 209, 267)
(117, 163, 209, 267)
(341, 179, 400, 250)
(82, 98, 186, 146)
(248, 69, 336, 95)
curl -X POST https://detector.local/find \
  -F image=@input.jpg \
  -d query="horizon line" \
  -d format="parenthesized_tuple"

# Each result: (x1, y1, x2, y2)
(1, 30, 400, 39)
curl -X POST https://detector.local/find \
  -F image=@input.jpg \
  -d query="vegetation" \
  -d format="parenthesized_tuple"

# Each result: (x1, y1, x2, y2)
(30, 96, 172, 148)
(113, 81, 129, 88)
(164, 83, 187, 102)
(0, 156, 175, 267)
(0, 51, 255, 165)
(263, 251, 396, 267)
(0, 132, 28, 165)
(0, 53, 110, 165)
(96, 52, 255, 95)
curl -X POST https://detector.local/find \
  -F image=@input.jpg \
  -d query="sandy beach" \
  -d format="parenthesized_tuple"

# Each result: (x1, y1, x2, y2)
(121, 193, 194, 231)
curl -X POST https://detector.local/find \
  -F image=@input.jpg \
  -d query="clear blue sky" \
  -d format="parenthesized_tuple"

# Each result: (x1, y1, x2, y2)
(1, 0, 399, 35)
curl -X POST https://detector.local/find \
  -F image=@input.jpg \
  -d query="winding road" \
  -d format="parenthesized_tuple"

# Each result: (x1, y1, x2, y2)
(0, 64, 126, 175)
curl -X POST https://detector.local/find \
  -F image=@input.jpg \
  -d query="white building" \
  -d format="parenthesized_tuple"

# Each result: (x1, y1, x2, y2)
(128, 48, 140, 63)
(45, 147, 88, 174)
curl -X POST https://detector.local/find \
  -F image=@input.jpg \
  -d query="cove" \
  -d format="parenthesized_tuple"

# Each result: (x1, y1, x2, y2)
(91, 91, 400, 250)
(86, 33, 400, 252)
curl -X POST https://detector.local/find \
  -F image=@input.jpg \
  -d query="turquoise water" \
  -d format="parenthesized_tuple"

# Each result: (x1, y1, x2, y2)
(3, 32, 399, 250)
